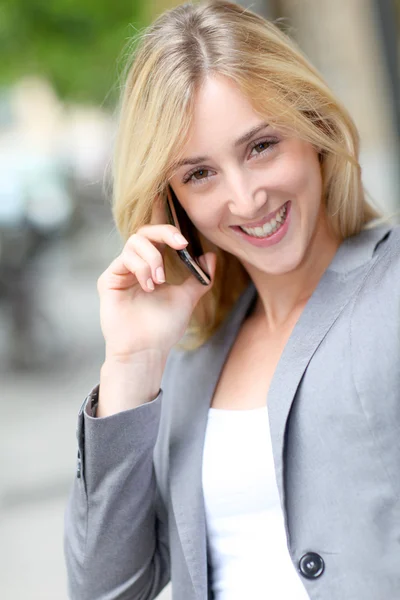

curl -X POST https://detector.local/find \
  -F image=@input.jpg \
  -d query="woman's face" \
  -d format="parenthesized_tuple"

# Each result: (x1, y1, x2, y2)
(169, 75, 327, 276)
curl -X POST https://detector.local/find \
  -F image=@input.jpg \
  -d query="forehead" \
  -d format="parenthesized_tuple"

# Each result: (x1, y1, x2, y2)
(184, 75, 263, 150)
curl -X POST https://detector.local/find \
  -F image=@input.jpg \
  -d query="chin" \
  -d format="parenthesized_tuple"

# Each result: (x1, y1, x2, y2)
(240, 238, 306, 277)
(257, 256, 303, 276)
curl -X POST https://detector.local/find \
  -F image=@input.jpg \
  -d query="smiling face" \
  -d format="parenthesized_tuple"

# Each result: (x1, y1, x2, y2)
(169, 75, 333, 277)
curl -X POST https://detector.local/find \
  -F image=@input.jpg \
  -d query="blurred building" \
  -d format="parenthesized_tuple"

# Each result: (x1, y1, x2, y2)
(276, 0, 400, 214)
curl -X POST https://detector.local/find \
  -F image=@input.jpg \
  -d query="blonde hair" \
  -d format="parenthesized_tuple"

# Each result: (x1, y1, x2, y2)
(113, 0, 381, 348)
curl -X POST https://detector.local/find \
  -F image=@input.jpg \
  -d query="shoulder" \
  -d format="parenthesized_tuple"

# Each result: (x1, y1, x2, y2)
(334, 223, 400, 297)
(373, 224, 400, 263)
(361, 224, 400, 294)
(350, 225, 400, 348)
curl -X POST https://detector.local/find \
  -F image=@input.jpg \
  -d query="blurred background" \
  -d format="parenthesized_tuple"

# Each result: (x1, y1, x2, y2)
(1, 0, 399, 598)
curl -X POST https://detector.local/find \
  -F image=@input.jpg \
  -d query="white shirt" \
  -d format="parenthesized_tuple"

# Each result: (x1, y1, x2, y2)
(202, 406, 309, 600)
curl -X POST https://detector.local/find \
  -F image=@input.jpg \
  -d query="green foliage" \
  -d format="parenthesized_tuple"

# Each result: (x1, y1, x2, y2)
(0, 0, 147, 105)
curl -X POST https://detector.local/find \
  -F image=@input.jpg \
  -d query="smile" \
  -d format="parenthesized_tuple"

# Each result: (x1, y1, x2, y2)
(235, 202, 289, 239)
(230, 201, 291, 248)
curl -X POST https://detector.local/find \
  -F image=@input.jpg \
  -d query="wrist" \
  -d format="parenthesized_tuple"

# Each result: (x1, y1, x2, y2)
(104, 347, 167, 368)
(98, 351, 165, 417)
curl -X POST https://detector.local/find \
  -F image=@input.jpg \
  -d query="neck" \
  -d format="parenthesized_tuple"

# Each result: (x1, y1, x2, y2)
(244, 215, 341, 331)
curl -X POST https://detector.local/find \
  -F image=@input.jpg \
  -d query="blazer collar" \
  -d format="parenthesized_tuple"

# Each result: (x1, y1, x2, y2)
(168, 224, 392, 598)
(328, 223, 391, 273)
(267, 223, 392, 502)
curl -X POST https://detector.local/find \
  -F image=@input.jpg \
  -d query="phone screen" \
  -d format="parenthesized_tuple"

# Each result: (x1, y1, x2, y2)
(165, 187, 211, 285)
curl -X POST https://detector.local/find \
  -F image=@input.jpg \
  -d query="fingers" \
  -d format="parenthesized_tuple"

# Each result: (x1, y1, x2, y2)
(125, 227, 188, 288)
(136, 224, 187, 248)
(98, 225, 188, 294)
(126, 234, 166, 284)
(98, 253, 154, 293)
(119, 251, 155, 292)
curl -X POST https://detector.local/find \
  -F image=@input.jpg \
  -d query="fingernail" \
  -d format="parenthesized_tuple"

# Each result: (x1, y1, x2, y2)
(156, 267, 165, 283)
(174, 233, 188, 245)
(147, 278, 155, 291)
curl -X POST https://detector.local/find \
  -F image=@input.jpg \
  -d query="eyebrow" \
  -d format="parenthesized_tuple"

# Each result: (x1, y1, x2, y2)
(174, 122, 269, 169)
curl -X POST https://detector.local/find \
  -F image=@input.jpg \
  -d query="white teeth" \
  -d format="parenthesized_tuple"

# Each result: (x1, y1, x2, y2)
(239, 204, 288, 238)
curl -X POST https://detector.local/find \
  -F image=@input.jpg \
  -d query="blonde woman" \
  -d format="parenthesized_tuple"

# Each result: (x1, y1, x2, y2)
(64, 1, 400, 599)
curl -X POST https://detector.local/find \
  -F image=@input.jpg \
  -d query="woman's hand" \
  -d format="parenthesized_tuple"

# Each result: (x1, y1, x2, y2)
(98, 225, 216, 361)
(97, 207, 216, 364)
(95, 200, 216, 415)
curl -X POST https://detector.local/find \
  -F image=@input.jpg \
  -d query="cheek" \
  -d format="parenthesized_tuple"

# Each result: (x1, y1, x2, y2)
(186, 201, 222, 233)
(286, 157, 323, 212)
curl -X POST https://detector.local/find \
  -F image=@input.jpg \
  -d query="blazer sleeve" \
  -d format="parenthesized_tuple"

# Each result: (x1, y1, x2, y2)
(64, 386, 170, 600)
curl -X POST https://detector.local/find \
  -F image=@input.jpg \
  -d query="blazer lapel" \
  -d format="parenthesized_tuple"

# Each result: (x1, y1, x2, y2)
(267, 225, 392, 512)
(168, 284, 257, 599)
(266, 268, 363, 511)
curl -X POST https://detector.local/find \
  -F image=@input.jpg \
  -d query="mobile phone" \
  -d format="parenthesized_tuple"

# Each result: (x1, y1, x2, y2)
(165, 186, 211, 285)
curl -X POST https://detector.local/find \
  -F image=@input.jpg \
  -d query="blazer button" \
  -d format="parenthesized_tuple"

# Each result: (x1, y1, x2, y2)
(298, 553, 325, 579)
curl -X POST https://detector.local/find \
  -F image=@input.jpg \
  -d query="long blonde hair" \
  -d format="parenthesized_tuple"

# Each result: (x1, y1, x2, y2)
(113, 0, 380, 348)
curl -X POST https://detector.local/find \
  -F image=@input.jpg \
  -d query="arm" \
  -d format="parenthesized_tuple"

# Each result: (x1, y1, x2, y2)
(63, 213, 216, 599)
(64, 385, 170, 600)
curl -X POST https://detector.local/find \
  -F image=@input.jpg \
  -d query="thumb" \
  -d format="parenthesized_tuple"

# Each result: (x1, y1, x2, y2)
(181, 252, 217, 305)
(198, 252, 217, 278)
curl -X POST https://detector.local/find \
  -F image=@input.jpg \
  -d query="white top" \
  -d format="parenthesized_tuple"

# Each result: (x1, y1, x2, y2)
(202, 406, 309, 600)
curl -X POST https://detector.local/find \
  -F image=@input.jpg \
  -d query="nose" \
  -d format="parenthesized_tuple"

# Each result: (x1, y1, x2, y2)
(226, 174, 267, 220)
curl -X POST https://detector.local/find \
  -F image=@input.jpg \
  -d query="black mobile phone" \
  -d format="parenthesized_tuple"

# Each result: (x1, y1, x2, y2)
(165, 186, 211, 285)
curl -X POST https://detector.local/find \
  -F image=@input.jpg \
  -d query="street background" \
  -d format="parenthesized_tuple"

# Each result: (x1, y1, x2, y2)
(1, 1, 399, 599)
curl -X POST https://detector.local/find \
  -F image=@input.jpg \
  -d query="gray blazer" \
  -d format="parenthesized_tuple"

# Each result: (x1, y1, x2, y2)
(64, 224, 400, 600)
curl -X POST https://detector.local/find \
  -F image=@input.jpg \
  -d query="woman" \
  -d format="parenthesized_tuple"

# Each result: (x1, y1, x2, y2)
(64, 1, 400, 599)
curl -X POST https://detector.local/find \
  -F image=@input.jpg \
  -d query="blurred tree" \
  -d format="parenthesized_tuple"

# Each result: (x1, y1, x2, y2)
(0, 0, 147, 105)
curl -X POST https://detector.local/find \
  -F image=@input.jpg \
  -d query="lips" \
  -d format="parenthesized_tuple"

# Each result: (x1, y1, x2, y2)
(229, 200, 292, 248)
(230, 201, 290, 230)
